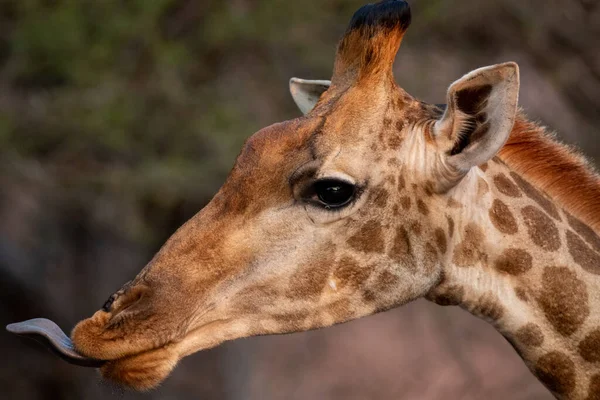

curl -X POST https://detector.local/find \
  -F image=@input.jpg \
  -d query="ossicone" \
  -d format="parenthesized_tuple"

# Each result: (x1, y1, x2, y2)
(331, 0, 411, 89)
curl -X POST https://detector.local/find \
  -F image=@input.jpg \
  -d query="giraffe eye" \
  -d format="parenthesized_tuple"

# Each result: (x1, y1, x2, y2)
(313, 179, 356, 209)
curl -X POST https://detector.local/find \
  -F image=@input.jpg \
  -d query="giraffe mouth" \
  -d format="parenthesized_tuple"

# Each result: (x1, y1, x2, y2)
(6, 318, 106, 367)
(7, 315, 236, 390)
(6, 317, 181, 390)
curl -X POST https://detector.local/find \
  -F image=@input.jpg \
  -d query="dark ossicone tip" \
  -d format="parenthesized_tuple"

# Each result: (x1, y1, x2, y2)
(347, 0, 411, 32)
(6, 318, 105, 368)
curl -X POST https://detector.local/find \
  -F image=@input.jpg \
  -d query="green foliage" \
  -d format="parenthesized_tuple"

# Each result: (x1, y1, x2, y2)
(0, 0, 368, 244)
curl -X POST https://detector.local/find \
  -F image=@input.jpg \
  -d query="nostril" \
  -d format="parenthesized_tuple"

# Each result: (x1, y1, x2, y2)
(102, 295, 116, 312)
(107, 284, 150, 316)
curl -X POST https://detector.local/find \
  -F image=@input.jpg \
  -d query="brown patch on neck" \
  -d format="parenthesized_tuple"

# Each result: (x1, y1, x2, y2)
(566, 230, 600, 275)
(578, 329, 600, 363)
(494, 248, 532, 275)
(469, 293, 504, 321)
(477, 177, 489, 196)
(499, 114, 600, 232)
(427, 284, 465, 306)
(416, 199, 429, 216)
(521, 206, 561, 252)
(514, 286, 529, 302)
(535, 351, 576, 396)
(489, 199, 518, 235)
(587, 374, 600, 400)
(493, 173, 522, 198)
(447, 197, 462, 208)
(537, 266, 589, 337)
(515, 323, 544, 347)
(566, 212, 600, 251)
(433, 228, 447, 254)
(452, 223, 487, 267)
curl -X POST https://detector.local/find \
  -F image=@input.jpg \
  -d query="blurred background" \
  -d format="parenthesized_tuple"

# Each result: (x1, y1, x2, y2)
(1, 0, 598, 399)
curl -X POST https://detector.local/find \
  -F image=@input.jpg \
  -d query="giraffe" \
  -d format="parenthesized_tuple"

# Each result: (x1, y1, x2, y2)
(11, 0, 600, 398)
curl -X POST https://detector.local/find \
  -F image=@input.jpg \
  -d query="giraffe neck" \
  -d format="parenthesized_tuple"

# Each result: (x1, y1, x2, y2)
(426, 158, 600, 400)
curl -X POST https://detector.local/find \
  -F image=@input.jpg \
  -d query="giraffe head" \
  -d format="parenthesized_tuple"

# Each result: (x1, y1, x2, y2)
(71, 0, 519, 390)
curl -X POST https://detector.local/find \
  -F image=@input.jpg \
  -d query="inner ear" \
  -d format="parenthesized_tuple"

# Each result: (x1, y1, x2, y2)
(448, 84, 493, 156)
(434, 62, 520, 175)
(289, 78, 331, 115)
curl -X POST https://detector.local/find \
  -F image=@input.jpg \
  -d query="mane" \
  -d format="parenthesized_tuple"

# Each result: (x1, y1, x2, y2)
(498, 111, 600, 232)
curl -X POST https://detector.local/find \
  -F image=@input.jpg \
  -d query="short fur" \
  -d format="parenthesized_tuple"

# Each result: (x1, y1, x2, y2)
(67, 1, 600, 398)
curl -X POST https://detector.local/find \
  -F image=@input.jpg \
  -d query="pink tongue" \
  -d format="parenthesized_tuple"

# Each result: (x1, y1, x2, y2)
(6, 318, 106, 368)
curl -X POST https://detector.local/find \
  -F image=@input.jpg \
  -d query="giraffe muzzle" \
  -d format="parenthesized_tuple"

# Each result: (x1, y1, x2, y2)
(6, 318, 106, 368)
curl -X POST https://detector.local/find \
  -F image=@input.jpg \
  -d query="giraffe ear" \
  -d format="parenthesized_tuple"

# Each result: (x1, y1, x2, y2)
(433, 62, 520, 185)
(289, 78, 331, 115)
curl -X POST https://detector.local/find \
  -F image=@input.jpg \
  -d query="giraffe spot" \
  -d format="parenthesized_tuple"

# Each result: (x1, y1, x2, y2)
(395, 120, 404, 131)
(387, 158, 400, 167)
(494, 248, 533, 275)
(383, 118, 392, 128)
(237, 284, 278, 308)
(392, 204, 400, 216)
(452, 223, 487, 267)
(390, 227, 412, 265)
(447, 216, 455, 238)
(489, 199, 518, 234)
(333, 257, 371, 290)
(490, 156, 501, 164)
(579, 329, 600, 363)
(397, 175, 406, 192)
(429, 285, 464, 306)
(378, 130, 386, 146)
(417, 199, 429, 216)
(535, 352, 576, 396)
(271, 311, 310, 329)
(474, 293, 504, 321)
(587, 374, 600, 400)
(348, 220, 384, 253)
(409, 220, 422, 236)
(371, 186, 389, 208)
(287, 264, 331, 299)
(399, 196, 411, 210)
(362, 289, 376, 303)
(479, 162, 488, 172)
(537, 266, 589, 337)
(566, 213, 600, 252)
(388, 134, 402, 150)
(493, 173, 522, 197)
(515, 323, 544, 347)
(386, 175, 397, 187)
(327, 299, 353, 321)
(374, 270, 399, 292)
(447, 198, 462, 208)
(477, 177, 489, 197)
(423, 181, 435, 197)
(567, 230, 600, 275)
(236, 300, 261, 314)
(423, 242, 438, 274)
(515, 286, 529, 302)
(522, 206, 561, 251)
(510, 172, 561, 220)
(434, 228, 447, 254)
(395, 98, 404, 111)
